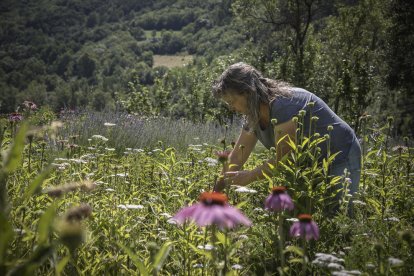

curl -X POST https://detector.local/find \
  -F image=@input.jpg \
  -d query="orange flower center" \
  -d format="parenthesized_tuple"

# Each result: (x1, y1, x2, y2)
(199, 192, 228, 205)
(298, 214, 312, 222)
(272, 186, 287, 194)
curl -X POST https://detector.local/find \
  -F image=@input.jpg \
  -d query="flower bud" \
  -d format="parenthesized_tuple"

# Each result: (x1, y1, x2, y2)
(56, 219, 85, 254)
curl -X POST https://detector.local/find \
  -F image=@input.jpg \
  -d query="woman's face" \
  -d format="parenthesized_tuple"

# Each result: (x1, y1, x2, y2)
(221, 93, 248, 115)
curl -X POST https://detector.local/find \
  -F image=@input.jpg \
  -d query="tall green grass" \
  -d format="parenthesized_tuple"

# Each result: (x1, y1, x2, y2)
(58, 111, 241, 152)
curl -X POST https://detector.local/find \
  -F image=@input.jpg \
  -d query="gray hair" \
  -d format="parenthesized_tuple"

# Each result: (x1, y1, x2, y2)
(212, 62, 291, 131)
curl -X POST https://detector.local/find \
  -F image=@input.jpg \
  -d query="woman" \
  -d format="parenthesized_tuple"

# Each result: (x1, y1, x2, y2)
(212, 62, 361, 208)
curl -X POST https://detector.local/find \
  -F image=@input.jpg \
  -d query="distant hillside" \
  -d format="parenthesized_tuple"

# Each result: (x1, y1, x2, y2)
(0, 0, 244, 112)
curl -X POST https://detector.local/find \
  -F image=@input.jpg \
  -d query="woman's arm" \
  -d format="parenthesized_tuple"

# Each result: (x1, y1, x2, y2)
(225, 119, 296, 186)
(214, 128, 257, 192)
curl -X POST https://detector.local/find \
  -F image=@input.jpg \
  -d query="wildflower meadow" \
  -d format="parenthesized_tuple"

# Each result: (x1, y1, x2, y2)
(0, 107, 413, 276)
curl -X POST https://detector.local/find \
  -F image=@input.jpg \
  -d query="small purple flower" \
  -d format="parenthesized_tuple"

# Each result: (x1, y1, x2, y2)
(9, 112, 23, 122)
(289, 214, 319, 240)
(173, 192, 252, 230)
(265, 186, 294, 212)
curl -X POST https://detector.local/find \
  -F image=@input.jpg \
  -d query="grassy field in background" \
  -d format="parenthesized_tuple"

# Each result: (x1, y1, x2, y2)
(153, 54, 194, 68)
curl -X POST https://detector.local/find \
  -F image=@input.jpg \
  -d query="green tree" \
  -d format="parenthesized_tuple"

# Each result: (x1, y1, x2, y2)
(386, 0, 414, 135)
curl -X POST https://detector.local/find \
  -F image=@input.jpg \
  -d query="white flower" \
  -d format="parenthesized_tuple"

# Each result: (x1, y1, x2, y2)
(104, 122, 116, 127)
(167, 218, 177, 225)
(69, 158, 88, 164)
(327, 263, 344, 271)
(160, 213, 172, 219)
(332, 270, 361, 276)
(233, 186, 257, 193)
(384, 217, 400, 222)
(204, 157, 219, 166)
(105, 188, 115, 192)
(105, 147, 116, 152)
(54, 158, 69, 161)
(231, 264, 243, 270)
(189, 144, 203, 147)
(286, 218, 299, 222)
(197, 244, 214, 251)
(314, 253, 344, 264)
(113, 173, 128, 177)
(118, 204, 144, 210)
(14, 228, 26, 235)
(365, 263, 375, 269)
(91, 135, 108, 142)
(332, 270, 362, 276)
(388, 257, 403, 267)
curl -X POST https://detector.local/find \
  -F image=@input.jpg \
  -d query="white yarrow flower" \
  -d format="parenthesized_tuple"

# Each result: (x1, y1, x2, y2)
(233, 186, 257, 193)
(118, 204, 144, 210)
(91, 135, 109, 142)
(388, 257, 403, 267)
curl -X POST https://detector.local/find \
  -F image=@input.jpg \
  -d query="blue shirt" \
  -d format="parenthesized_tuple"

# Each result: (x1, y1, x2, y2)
(255, 88, 356, 164)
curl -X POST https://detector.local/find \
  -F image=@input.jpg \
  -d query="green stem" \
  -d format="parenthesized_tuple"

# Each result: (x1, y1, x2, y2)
(301, 238, 308, 276)
(278, 214, 285, 270)
(223, 230, 228, 274)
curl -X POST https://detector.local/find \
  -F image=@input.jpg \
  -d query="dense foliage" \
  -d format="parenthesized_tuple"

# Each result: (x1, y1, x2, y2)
(0, 106, 413, 275)
(1, 0, 413, 135)
(0, 0, 243, 112)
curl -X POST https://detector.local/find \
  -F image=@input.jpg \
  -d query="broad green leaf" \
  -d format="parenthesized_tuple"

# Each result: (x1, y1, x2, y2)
(24, 166, 53, 199)
(366, 198, 381, 215)
(0, 212, 14, 264)
(153, 241, 173, 273)
(288, 257, 304, 264)
(235, 200, 248, 209)
(117, 243, 149, 276)
(37, 203, 57, 245)
(55, 255, 70, 276)
(215, 231, 226, 244)
(8, 244, 53, 276)
(3, 123, 28, 173)
(284, 245, 304, 256)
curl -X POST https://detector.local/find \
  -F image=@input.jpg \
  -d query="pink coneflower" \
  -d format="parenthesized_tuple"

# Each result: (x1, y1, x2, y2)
(289, 214, 319, 240)
(173, 192, 252, 229)
(215, 150, 231, 163)
(9, 112, 23, 122)
(265, 186, 294, 212)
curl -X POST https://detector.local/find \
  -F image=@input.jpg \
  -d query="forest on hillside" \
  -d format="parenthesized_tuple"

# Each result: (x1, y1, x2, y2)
(0, 0, 413, 135)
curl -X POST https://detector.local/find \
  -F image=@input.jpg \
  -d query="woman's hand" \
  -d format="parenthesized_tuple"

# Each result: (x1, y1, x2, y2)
(223, 170, 254, 187)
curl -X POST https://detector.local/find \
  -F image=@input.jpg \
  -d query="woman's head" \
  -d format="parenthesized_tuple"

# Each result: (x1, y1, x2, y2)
(212, 62, 290, 130)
